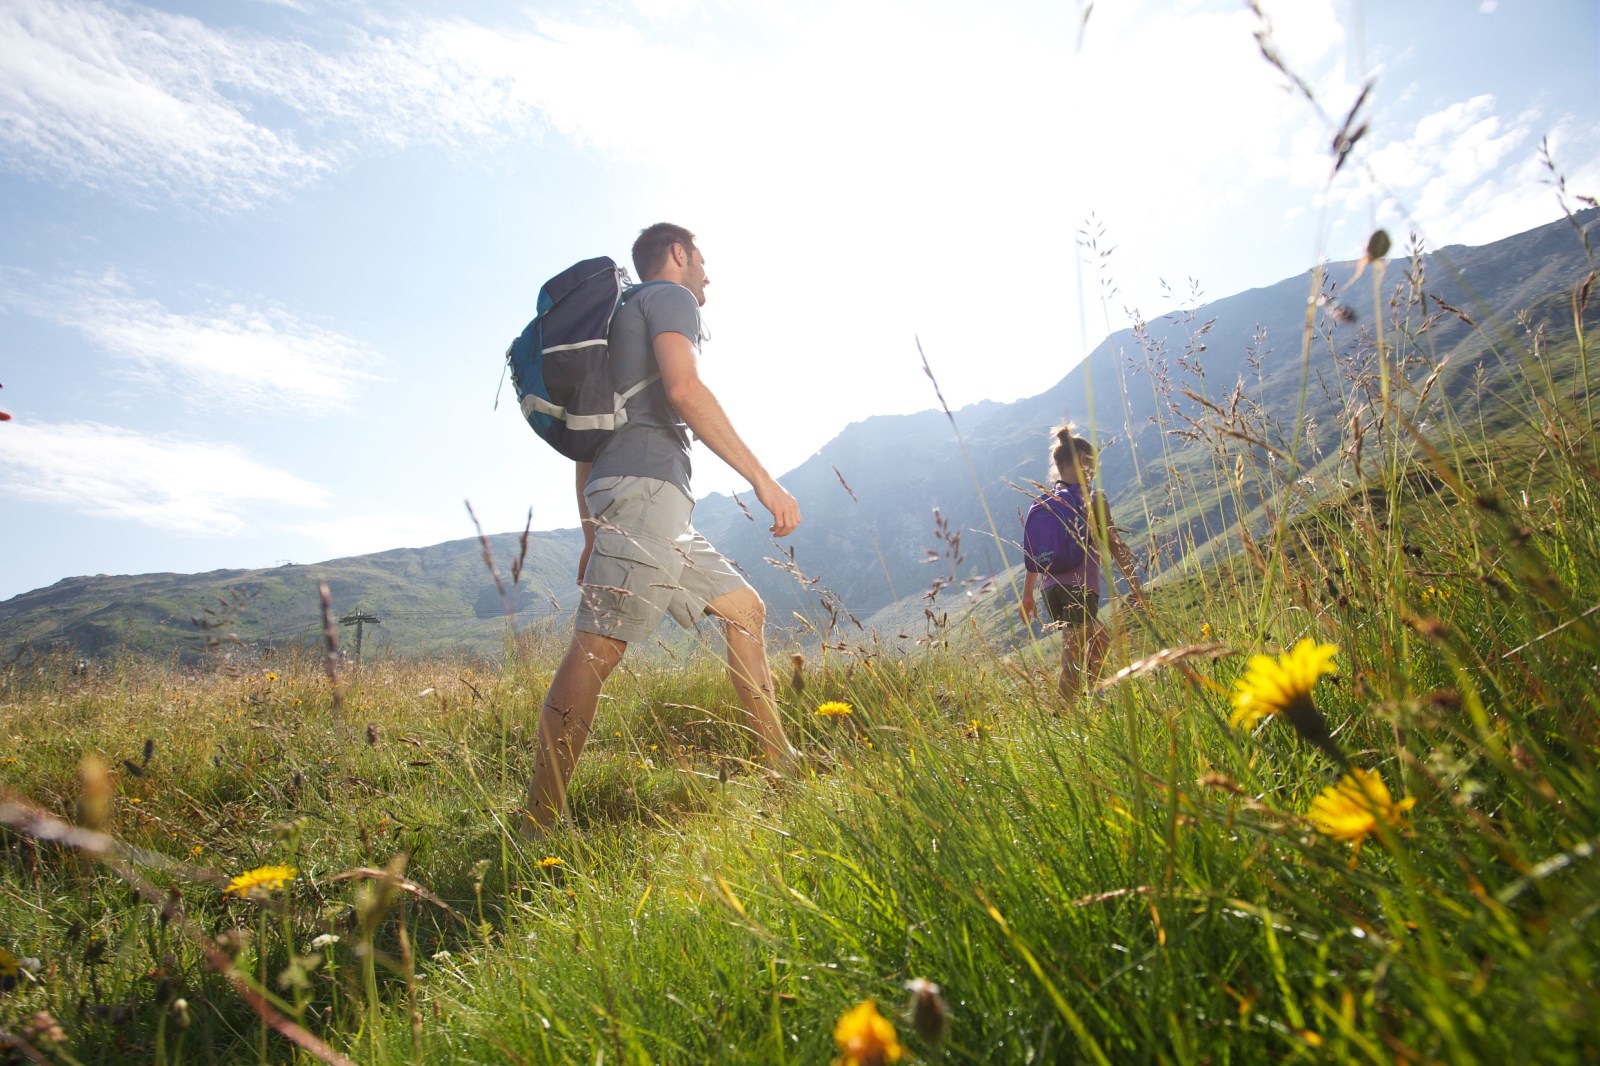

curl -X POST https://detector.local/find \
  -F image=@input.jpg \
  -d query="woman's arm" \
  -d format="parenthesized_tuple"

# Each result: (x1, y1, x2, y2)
(1098, 498, 1149, 609)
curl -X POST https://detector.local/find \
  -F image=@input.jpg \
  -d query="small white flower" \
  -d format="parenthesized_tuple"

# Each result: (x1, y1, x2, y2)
(308, 934, 340, 951)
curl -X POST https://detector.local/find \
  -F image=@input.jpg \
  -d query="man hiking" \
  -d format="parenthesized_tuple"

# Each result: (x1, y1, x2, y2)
(520, 223, 802, 835)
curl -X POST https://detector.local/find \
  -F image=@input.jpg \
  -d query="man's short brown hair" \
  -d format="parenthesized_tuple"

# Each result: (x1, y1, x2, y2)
(632, 222, 697, 279)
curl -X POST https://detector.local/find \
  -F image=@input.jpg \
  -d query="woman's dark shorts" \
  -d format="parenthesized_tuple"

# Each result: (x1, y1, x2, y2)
(1043, 584, 1099, 626)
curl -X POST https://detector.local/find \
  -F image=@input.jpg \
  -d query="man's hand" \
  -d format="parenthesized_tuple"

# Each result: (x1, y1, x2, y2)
(1019, 594, 1036, 624)
(755, 478, 801, 537)
(752, 476, 796, 534)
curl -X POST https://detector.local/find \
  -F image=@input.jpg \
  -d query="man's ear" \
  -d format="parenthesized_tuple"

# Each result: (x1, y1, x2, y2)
(671, 242, 687, 267)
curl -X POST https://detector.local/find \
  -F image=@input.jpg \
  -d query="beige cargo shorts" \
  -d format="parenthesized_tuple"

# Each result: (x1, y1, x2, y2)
(575, 475, 751, 645)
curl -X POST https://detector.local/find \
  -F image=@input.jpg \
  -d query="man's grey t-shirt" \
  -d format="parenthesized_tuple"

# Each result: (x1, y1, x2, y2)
(588, 282, 697, 496)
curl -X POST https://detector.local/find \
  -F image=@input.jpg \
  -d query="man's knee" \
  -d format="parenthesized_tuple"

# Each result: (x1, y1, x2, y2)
(574, 628, 628, 659)
(708, 587, 765, 636)
(552, 629, 627, 688)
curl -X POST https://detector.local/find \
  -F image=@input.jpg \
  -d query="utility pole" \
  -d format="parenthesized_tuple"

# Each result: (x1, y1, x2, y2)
(338, 611, 381, 666)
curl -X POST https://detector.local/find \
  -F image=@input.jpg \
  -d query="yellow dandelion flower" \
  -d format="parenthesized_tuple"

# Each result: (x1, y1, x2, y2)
(264, 672, 278, 682)
(223, 864, 298, 899)
(538, 856, 564, 869)
(1200, 622, 1212, 640)
(1309, 768, 1415, 855)
(1229, 638, 1338, 730)
(0, 946, 22, 990)
(833, 999, 903, 1066)
(816, 701, 853, 718)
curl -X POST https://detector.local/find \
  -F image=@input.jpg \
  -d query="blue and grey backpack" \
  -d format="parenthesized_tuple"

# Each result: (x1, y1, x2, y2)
(504, 256, 668, 462)
(1023, 483, 1092, 575)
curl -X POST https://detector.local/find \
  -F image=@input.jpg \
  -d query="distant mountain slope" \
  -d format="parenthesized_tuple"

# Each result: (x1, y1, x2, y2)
(4, 209, 1593, 662)
(0, 530, 585, 663)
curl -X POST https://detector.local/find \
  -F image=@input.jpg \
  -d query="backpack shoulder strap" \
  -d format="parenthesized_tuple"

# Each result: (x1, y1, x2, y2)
(611, 280, 679, 403)
(619, 279, 676, 305)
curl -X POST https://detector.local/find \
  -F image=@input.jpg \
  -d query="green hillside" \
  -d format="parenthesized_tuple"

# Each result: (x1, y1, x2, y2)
(0, 530, 585, 664)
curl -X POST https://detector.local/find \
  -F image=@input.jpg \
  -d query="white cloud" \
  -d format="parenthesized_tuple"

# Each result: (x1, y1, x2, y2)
(629, 0, 708, 23)
(1343, 94, 1585, 249)
(0, 0, 329, 207)
(4, 273, 381, 415)
(0, 0, 1346, 221)
(0, 0, 647, 206)
(0, 420, 331, 535)
(1, 0, 1586, 277)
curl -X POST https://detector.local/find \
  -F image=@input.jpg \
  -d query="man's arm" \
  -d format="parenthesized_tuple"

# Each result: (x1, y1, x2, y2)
(574, 461, 594, 584)
(654, 331, 800, 536)
(1020, 569, 1039, 623)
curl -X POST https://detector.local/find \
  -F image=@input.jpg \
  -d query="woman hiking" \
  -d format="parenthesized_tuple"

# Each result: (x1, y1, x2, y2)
(1019, 425, 1146, 699)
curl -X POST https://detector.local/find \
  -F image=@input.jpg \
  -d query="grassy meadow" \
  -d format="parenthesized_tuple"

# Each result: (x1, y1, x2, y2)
(5, 222, 1600, 1063)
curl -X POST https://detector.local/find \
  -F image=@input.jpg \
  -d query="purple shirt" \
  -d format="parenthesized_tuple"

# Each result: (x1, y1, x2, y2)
(1022, 484, 1103, 592)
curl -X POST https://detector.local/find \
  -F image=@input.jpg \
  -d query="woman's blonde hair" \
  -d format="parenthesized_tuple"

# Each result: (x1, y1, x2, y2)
(1050, 424, 1096, 482)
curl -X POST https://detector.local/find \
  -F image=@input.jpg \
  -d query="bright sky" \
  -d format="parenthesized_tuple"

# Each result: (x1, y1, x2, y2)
(1, 0, 1596, 602)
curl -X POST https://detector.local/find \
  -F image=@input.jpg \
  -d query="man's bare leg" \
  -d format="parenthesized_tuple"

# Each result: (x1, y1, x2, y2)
(707, 587, 798, 775)
(520, 629, 626, 836)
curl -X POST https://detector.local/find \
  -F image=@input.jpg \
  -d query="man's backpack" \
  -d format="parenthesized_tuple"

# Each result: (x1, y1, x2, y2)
(1023, 483, 1092, 575)
(504, 256, 667, 462)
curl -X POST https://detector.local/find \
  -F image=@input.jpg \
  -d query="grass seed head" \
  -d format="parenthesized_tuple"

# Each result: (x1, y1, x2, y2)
(904, 978, 948, 1045)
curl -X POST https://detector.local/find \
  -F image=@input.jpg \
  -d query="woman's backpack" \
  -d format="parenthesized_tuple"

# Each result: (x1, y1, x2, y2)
(1023, 483, 1092, 575)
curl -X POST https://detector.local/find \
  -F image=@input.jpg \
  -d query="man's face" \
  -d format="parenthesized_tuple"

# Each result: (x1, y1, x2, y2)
(682, 244, 710, 305)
